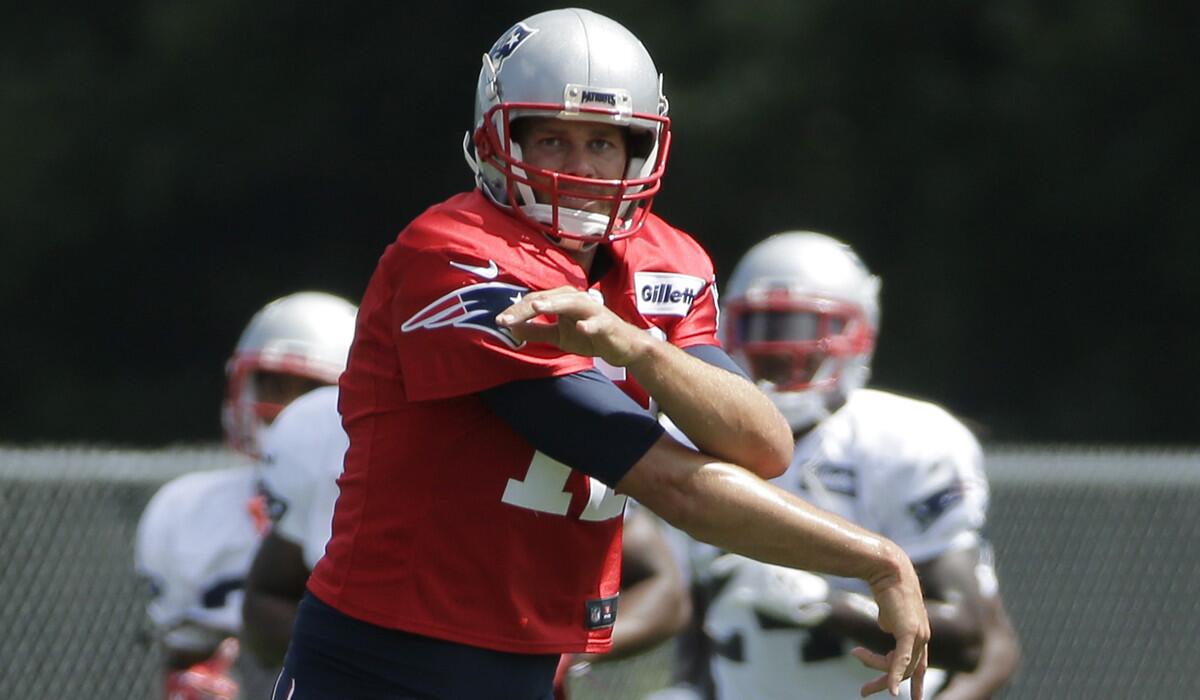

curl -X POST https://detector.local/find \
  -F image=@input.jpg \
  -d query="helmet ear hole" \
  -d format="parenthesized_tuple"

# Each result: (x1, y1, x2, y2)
(627, 129, 654, 161)
(507, 117, 531, 149)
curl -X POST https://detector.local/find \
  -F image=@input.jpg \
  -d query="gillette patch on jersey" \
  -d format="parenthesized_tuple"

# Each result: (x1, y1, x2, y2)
(584, 595, 619, 630)
(634, 272, 706, 317)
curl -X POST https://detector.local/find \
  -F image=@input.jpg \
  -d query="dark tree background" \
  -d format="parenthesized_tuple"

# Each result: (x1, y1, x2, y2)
(3, 1, 1197, 446)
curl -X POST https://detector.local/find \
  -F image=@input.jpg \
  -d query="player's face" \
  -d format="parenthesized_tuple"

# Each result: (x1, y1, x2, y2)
(515, 117, 629, 213)
(736, 309, 830, 386)
(748, 351, 823, 387)
(253, 371, 325, 424)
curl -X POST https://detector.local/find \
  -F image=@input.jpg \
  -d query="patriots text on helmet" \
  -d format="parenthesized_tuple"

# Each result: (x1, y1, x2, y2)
(581, 90, 617, 107)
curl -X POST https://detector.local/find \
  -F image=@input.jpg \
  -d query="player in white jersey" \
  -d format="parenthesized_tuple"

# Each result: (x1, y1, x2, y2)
(654, 232, 1019, 700)
(704, 389, 989, 699)
(241, 383, 347, 666)
(134, 291, 356, 700)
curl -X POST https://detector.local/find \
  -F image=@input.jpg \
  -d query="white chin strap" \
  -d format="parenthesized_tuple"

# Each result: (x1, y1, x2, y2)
(520, 203, 619, 249)
(764, 356, 871, 433)
(763, 386, 831, 433)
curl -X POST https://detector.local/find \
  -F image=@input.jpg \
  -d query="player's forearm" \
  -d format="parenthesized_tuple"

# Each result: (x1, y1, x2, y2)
(621, 441, 905, 586)
(626, 339, 792, 478)
(934, 646, 1020, 700)
(935, 661, 1017, 700)
(936, 601, 1022, 700)
(581, 575, 691, 663)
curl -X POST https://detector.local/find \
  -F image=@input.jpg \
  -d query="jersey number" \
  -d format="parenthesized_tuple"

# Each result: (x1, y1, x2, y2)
(501, 451, 627, 521)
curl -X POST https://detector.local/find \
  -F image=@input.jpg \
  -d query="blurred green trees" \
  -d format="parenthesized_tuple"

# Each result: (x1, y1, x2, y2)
(2, 1, 1196, 443)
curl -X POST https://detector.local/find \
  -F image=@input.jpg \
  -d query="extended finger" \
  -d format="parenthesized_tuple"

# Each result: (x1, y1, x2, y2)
(527, 291, 598, 319)
(504, 319, 560, 346)
(909, 646, 928, 700)
(905, 625, 928, 680)
(858, 673, 892, 698)
(496, 292, 547, 326)
(496, 286, 576, 326)
(886, 636, 914, 696)
(850, 646, 888, 671)
(850, 647, 894, 697)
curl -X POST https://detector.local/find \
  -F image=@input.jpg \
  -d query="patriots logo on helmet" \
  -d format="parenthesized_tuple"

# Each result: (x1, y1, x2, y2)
(401, 282, 529, 348)
(489, 22, 538, 69)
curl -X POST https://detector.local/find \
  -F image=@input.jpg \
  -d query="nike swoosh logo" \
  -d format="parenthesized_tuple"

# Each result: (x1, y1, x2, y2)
(449, 259, 499, 279)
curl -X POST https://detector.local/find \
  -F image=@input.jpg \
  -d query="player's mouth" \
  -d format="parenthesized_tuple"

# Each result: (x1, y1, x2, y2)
(559, 187, 621, 214)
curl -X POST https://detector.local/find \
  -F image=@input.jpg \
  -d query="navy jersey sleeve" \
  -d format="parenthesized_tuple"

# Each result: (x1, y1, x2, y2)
(683, 344, 750, 381)
(480, 369, 665, 488)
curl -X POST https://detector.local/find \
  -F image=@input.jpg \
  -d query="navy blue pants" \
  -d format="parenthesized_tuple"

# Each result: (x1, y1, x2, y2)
(271, 592, 560, 700)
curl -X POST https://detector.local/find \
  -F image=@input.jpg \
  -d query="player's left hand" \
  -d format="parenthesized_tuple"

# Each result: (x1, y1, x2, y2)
(496, 286, 652, 366)
(855, 543, 930, 698)
(852, 644, 927, 699)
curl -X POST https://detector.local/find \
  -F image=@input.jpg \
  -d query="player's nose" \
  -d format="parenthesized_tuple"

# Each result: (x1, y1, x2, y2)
(561, 144, 599, 178)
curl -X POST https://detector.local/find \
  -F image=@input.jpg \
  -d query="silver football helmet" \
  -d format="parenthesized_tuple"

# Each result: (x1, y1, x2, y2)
(722, 232, 880, 431)
(464, 8, 671, 248)
(222, 291, 357, 456)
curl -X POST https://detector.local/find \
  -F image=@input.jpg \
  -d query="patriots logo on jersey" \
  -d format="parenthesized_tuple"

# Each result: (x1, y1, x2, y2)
(260, 488, 289, 524)
(489, 22, 538, 70)
(401, 282, 529, 348)
(908, 480, 966, 530)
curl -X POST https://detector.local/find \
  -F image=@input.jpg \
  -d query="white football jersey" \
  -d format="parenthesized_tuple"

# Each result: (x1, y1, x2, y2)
(257, 385, 347, 569)
(134, 465, 265, 652)
(707, 388, 988, 700)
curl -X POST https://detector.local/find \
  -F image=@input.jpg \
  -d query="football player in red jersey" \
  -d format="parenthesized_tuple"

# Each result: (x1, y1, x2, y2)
(274, 8, 930, 700)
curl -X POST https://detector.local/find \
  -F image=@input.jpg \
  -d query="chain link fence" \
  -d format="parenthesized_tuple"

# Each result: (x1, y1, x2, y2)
(1, 445, 1196, 698)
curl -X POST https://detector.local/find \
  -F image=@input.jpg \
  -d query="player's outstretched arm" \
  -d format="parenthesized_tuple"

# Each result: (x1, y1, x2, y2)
(932, 590, 1021, 700)
(242, 532, 310, 667)
(616, 435, 931, 698)
(497, 287, 793, 477)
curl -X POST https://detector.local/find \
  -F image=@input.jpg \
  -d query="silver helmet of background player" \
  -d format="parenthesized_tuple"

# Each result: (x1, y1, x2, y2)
(722, 232, 880, 431)
(464, 8, 671, 249)
(222, 291, 357, 456)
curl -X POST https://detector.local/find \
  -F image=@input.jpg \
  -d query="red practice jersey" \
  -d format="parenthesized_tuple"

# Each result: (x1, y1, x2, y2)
(308, 190, 719, 654)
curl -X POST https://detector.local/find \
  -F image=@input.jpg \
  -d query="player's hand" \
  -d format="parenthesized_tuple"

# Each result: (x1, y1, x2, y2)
(854, 545, 930, 698)
(164, 637, 240, 700)
(496, 286, 652, 366)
